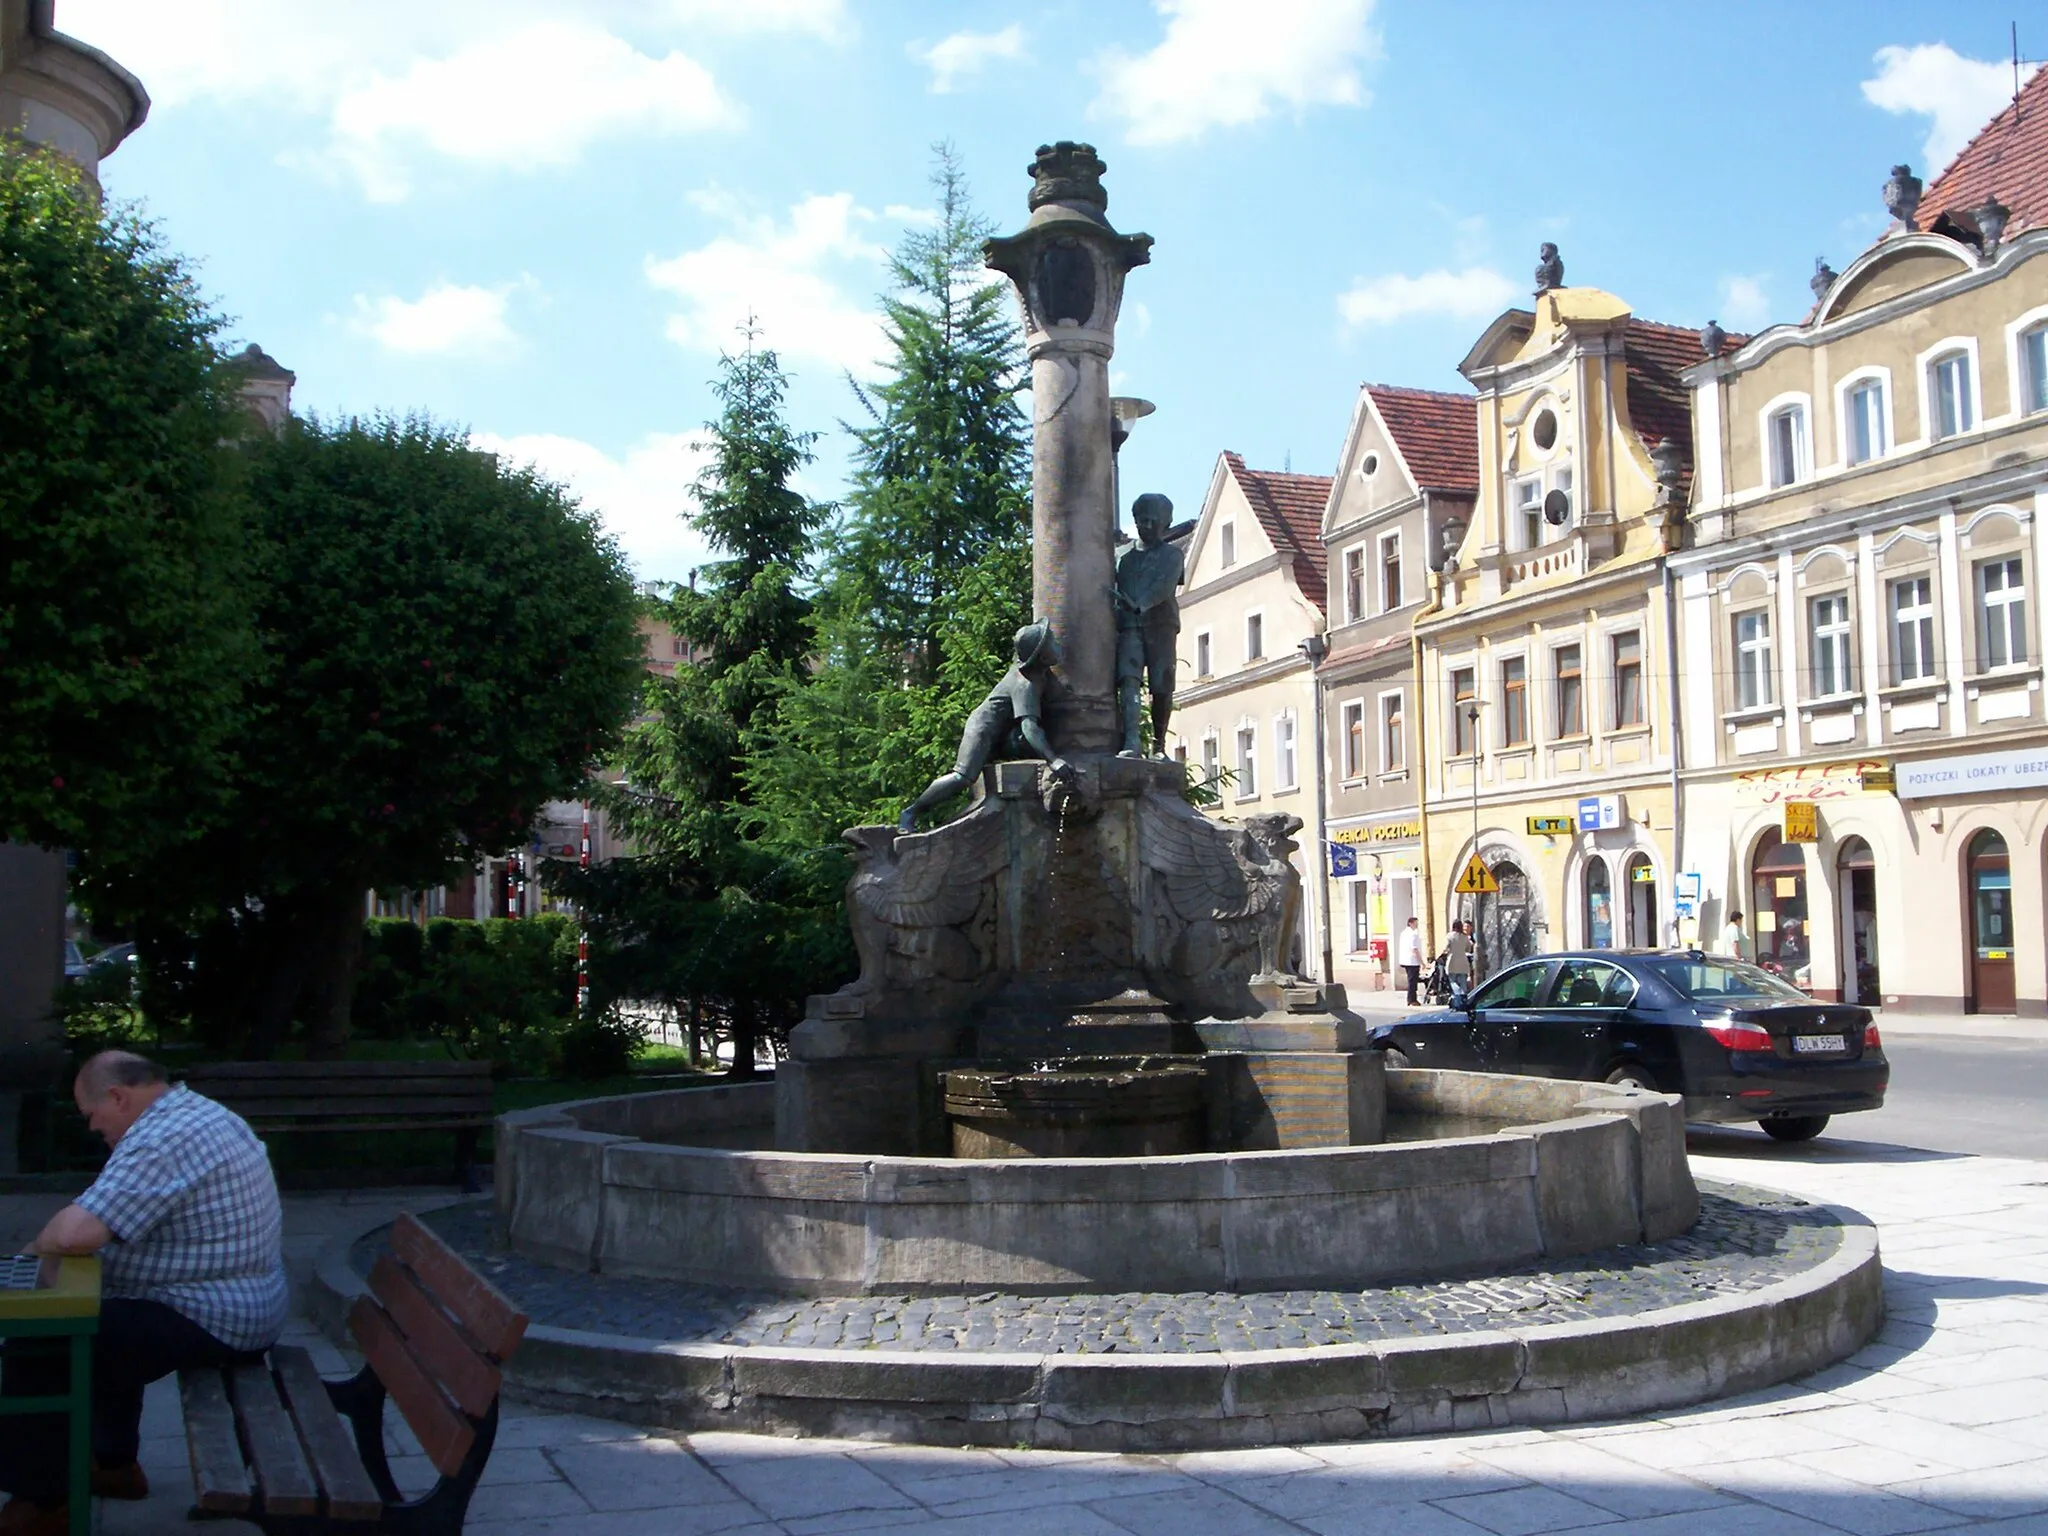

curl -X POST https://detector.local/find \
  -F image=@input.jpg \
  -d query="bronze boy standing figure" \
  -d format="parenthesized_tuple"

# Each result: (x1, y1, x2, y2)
(1115, 492, 1184, 758)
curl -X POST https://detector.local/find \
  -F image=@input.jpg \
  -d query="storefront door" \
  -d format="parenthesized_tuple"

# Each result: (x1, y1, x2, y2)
(1751, 831, 1811, 991)
(1474, 860, 1534, 984)
(1968, 830, 2015, 1014)
(1625, 854, 1657, 948)
(1837, 838, 1878, 1006)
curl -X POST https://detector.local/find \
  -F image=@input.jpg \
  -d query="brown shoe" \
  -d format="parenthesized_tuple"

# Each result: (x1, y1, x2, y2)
(0, 1497, 69, 1536)
(91, 1459, 150, 1500)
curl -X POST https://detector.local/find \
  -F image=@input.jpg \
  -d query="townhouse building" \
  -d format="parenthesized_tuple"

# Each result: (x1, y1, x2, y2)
(1673, 82, 2048, 1015)
(1416, 278, 1701, 980)
(1315, 385, 1477, 993)
(1168, 453, 1332, 975)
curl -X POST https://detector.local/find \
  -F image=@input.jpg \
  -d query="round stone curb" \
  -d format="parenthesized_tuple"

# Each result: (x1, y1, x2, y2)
(308, 1196, 1883, 1453)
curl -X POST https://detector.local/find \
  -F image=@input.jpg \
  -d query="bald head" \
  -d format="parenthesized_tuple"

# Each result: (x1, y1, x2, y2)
(74, 1051, 171, 1148)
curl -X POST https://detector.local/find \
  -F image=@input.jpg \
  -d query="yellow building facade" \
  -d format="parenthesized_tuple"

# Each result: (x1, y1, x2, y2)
(1415, 283, 1697, 977)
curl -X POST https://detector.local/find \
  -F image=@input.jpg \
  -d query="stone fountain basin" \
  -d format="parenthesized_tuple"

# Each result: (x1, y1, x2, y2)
(941, 1055, 1208, 1158)
(496, 1068, 1698, 1297)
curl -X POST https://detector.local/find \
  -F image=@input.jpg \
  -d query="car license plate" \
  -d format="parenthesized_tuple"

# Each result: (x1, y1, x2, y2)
(1793, 1033, 1846, 1054)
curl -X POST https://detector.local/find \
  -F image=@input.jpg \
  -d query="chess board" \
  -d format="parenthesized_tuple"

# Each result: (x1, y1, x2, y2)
(0, 1254, 44, 1292)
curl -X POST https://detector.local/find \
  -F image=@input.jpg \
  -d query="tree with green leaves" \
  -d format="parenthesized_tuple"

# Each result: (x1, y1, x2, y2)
(559, 329, 844, 1076)
(0, 144, 250, 865)
(747, 147, 1033, 839)
(114, 415, 643, 1058)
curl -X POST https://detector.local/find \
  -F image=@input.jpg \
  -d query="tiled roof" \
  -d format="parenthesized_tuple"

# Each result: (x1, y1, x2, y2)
(1221, 453, 1331, 615)
(1917, 64, 2048, 241)
(1621, 318, 1721, 488)
(1363, 385, 1478, 495)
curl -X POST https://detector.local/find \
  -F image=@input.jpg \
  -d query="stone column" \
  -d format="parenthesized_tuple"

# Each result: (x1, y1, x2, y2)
(984, 142, 1151, 755)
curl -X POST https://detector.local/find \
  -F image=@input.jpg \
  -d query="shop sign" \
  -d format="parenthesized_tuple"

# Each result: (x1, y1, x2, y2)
(1674, 871, 1702, 917)
(1527, 815, 1574, 836)
(1734, 759, 1889, 803)
(1784, 801, 1818, 843)
(1896, 747, 2048, 801)
(1328, 843, 1358, 877)
(1630, 862, 1657, 883)
(1576, 793, 1623, 830)
(1331, 819, 1422, 845)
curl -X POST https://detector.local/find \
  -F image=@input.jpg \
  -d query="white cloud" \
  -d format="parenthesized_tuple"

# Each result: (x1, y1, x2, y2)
(471, 430, 717, 584)
(647, 192, 889, 375)
(1717, 274, 1771, 331)
(1094, 0, 1379, 147)
(61, 3, 740, 200)
(351, 280, 530, 357)
(1861, 43, 2037, 173)
(913, 25, 1027, 94)
(330, 22, 737, 201)
(1337, 267, 1519, 328)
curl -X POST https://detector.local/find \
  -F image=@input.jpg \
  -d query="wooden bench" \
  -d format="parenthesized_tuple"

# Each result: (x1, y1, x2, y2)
(183, 1061, 495, 1189)
(181, 1212, 529, 1534)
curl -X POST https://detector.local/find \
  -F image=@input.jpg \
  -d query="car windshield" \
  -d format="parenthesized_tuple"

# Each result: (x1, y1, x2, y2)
(1645, 955, 1808, 1003)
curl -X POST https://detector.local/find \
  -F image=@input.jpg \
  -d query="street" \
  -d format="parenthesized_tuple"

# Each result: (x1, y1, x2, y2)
(1689, 1032, 2048, 1163)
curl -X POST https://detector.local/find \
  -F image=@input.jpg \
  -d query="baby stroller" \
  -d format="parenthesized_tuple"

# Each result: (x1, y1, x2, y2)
(1422, 951, 1454, 1005)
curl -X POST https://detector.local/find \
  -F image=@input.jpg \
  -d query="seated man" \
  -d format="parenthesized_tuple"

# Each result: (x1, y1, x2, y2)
(1, 1051, 286, 1536)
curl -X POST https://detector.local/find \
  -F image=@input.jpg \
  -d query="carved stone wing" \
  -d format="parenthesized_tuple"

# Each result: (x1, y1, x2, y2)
(856, 804, 1009, 929)
(1138, 799, 1255, 920)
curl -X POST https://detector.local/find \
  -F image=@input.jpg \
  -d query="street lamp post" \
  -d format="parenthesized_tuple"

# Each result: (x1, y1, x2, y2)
(1299, 631, 1332, 985)
(1466, 700, 1485, 978)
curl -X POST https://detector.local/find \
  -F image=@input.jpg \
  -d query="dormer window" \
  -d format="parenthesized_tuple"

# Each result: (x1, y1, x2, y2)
(1514, 478, 1542, 549)
(2022, 324, 2048, 416)
(1929, 351, 1975, 439)
(1766, 404, 1807, 489)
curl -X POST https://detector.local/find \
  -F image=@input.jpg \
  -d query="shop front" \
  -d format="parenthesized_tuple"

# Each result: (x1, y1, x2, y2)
(1329, 817, 1422, 993)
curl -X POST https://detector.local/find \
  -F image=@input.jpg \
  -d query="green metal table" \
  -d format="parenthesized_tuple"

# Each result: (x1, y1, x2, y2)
(0, 1255, 100, 1536)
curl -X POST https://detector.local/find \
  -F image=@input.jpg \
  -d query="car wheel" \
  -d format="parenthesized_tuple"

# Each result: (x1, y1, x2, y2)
(1761, 1114, 1830, 1143)
(1380, 1047, 1413, 1069)
(1603, 1062, 1659, 1092)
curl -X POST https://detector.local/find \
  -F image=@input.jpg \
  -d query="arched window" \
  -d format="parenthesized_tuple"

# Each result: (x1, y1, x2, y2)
(1584, 859, 1613, 949)
(1751, 831, 1809, 988)
(1968, 829, 2015, 1014)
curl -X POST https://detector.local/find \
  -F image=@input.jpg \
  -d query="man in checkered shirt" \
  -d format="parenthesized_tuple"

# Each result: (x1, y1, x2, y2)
(1, 1052, 286, 1535)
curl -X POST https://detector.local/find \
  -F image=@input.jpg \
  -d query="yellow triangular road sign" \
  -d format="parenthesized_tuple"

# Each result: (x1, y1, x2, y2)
(1454, 855, 1499, 895)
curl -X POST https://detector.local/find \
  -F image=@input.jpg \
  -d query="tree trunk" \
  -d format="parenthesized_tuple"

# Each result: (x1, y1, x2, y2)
(300, 884, 367, 1062)
(239, 905, 312, 1061)
(725, 997, 758, 1081)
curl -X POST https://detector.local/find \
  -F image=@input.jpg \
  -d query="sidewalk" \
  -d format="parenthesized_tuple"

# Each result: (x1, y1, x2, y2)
(11, 1135, 2048, 1536)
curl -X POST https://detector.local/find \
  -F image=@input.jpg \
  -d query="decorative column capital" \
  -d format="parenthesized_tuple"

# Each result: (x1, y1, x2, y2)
(984, 141, 1152, 362)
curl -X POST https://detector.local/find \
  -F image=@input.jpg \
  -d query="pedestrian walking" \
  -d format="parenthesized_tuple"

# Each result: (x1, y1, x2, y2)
(1397, 916, 1424, 1005)
(1720, 909, 1748, 961)
(1444, 921, 1474, 991)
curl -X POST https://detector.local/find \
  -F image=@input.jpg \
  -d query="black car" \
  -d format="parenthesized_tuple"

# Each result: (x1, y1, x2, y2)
(1369, 949, 1888, 1142)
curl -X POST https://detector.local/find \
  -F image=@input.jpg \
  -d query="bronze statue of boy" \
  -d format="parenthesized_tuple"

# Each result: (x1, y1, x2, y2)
(900, 621, 1075, 832)
(1115, 492, 1184, 758)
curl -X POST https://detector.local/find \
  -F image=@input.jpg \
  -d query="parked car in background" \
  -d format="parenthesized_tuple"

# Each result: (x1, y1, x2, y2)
(86, 941, 137, 974)
(63, 940, 87, 979)
(1368, 949, 1888, 1142)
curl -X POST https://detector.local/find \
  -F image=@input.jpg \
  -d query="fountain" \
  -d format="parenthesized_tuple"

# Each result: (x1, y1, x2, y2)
(431, 142, 1880, 1449)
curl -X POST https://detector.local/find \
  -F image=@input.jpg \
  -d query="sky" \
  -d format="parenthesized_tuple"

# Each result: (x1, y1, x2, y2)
(58, 0, 2036, 586)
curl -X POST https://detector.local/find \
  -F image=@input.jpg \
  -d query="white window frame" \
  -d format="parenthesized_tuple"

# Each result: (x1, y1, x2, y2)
(1448, 665, 1478, 757)
(1887, 573, 1937, 684)
(1498, 652, 1530, 747)
(1218, 519, 1237, 568)
(1609, 628, 1646, 729)
(1552, 640, 1585, 738)
(1379, 688, 1405, 774)
(1340, 699, 1366, 780)
(1511, 475, 1544, 551)
(1808, 591, 1854, 699)
(1201, 729, 1221, 786)
(1379, 530, 1403, 612)
(1976, 555, 2029, 672)
(1343, 545, 1366, 623)
(1917, 337, 1981, 443)
(2004, 305, 2048, 420)
(1243, 610, 1265, 664)
(1235, 721, 1259, 799)
(1195, 630, 1212, 678)
(1757, 392, 1810, 489)
(1836, 367, 1893, 468)
(1274, 710, 1298, 790)
(1733, 607, 1774, 710)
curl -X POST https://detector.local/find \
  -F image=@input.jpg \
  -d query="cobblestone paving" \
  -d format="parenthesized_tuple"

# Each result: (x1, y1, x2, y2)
(358, 1180, 1841, 1355)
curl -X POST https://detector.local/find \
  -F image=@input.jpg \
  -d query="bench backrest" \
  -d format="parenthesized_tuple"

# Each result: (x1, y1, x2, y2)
(346, 1212, 529, 1476)
(183, 1061, 494, 1124)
